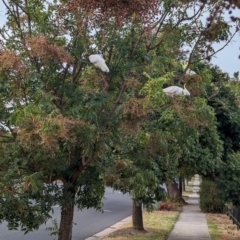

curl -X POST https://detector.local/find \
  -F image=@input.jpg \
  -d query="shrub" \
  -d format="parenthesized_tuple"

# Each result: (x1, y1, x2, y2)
(199, 178, 226, 213)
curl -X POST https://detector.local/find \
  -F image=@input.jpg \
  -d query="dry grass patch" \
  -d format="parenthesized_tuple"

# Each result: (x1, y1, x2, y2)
(103, 210, 179, 240)
(159, 198, 186, 211)
(206, 213, 240, 240)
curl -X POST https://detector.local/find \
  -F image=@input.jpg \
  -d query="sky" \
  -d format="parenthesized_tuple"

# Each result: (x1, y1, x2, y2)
(0, 2, 239, 77)
(209, 9, 240, 78)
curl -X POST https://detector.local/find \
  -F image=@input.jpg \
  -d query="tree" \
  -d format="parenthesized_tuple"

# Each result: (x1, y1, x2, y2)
(0, 0, 238, 239)
(105, 73, 174, 230)
(204, 66, 240, 206)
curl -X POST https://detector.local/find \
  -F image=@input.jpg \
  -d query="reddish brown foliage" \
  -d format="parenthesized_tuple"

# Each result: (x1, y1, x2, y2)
(169, 97, 210, 128)
(184, 75, 202, 97)
(115, 159, 128, 170)
(17, 114, 86, 150)
(0, 50, 25, 73)
(160, 198, 186, 211)
(123, 97, 148, 118)
(105, 173, 119, 186)
(26, 36, 72, 64)
(63, 0, 159, 24)
(120, 119, 143, 134)
(120, 97, 150, 134)
(148, 134, 171, 156)
(160, 202, 175, 211)
(124, 77, 142, 90)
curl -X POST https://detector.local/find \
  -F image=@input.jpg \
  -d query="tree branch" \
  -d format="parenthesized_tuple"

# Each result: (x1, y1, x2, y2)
(177, 33, 202, 84)
(108, 83, 127, 119)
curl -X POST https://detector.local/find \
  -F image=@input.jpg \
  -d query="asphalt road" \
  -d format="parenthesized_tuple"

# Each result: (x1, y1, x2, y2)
(0, 188, 132, 240)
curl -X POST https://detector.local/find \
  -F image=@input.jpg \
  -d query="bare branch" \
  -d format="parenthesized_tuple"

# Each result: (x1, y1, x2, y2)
(108, 83, 127, 118)
(72, 156, 92, 182)
(131, 28, 145, 58)
(178, 34, 202, 84)
(147, 2, 206, 52)
(152, 11, 168, 33)
(154, 11, 168, 36)
(204, 30, 239, 60)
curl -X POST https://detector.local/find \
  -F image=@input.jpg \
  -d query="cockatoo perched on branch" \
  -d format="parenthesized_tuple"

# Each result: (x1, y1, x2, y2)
(163, 84, 190, 97)
(186, 69, 196, 76)
(181, 62, 196, 76)
(89, 54, 110, 73)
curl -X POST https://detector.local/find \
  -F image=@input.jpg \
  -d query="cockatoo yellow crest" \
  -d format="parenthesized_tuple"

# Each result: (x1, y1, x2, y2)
(181, 62, 196, 75)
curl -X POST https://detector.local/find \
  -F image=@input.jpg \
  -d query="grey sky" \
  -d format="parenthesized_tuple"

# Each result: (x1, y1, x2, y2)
(0, 2, 239, 77)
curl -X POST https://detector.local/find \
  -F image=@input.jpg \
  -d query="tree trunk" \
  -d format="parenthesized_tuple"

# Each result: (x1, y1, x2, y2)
(179, 177, 182, 197)
(182, 178, 186, 191)
(132, 201, 144, 231)
(58, 187, 76, 240)
(166, 180, 180, 198)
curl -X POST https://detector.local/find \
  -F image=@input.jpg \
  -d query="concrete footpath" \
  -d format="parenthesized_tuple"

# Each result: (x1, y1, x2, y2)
(167, 175, 211, 240)
(86, 174, 211, 240)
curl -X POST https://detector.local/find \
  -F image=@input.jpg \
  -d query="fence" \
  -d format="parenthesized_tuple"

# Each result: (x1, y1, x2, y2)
(228, 207, 240, 230)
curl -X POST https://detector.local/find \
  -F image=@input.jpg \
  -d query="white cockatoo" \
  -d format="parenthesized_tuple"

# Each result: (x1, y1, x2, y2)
(163, 84, 190, 97)
(89, 54, 109, 73)
(186, 69, 196, 76)
(181, 62, 196, 76)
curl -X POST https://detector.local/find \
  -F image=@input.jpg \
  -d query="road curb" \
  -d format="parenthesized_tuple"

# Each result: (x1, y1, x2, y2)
(85, 216, 132, 240)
